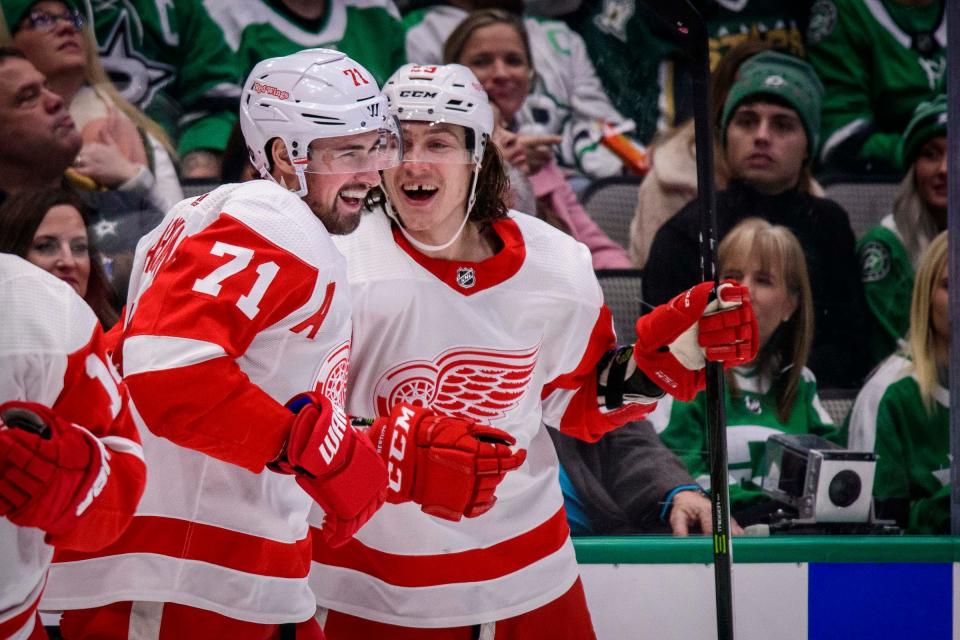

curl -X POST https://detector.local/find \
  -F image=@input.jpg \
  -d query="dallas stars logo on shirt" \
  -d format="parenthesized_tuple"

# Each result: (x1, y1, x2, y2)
(98, 11, 175, 108)
(860, 241, 892, 283)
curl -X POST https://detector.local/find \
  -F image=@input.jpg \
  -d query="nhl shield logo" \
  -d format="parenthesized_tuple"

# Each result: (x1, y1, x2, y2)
(456, 266, 476, 289)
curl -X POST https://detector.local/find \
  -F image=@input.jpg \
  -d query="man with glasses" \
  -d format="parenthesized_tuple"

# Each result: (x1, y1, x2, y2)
(43, 50, 524, 638)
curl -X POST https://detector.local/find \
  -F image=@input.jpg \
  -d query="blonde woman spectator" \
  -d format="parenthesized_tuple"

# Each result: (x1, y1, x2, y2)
(858, 96, 947, 366)
(444, 8, 632, 268)
(1, 0, 183, 212)
(846, 232, 949, 533)
(652, 218, 838, 526)
(406, 1, 635, 179)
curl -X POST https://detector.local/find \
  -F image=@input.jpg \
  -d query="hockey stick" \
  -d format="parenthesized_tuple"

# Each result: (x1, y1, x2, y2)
(635, 2, 734, 638)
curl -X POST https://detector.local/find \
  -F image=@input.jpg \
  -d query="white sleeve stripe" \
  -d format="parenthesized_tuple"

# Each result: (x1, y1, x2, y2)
(820, 117, 870, 163)
(99, 436, 144, 461)
(123, 335, 227, 376)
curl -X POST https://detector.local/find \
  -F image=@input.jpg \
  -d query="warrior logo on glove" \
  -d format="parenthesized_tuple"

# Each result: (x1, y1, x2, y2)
(271, 393, 526, 547)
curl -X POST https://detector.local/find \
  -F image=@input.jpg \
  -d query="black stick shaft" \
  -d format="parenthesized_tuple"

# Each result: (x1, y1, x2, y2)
(690, 49, 735, 640)
(632, 3, 735, 636)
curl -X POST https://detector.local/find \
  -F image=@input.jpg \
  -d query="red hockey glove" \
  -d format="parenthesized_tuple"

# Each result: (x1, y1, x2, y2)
(270, 393, 387, 548)
(368, 403, 527, 521)
(0, 402, 110, 537)
(633, 281, 758, 401)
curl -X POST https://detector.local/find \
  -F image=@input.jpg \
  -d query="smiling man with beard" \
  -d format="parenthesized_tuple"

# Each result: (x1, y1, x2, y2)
(644, 50, 871, 389)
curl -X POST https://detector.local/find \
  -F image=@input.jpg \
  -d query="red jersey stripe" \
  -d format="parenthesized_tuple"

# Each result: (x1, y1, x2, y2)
(312, 508, 570, 588)
(0, 589, 41, 637)
(56, 515, 311, 579)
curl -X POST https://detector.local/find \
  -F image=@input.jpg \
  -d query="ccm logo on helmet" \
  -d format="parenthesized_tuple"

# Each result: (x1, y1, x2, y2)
(252, 81, 290, 100)
(399, 90, 438, 99)
(387, 405, 416, 492)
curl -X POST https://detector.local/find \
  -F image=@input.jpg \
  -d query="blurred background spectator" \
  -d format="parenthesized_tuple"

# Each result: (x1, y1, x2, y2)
(0, 46, 162, 303)
(651, 218, 839, 526)
(846, 231, 949, 533)
(206, 0, 405, 86)
(858, 95, 947, 367)
(643, 51, 869, 388)
(0, 46, 81, 200)
(408, 1, 639, 180)
(806, 0, 946, 175)
(1, 0, 184, 212)
(628, 39, 825, 268)
(0, 187, 119, 327)
(219, 122, 259, 185)
(565, 1, 811, 146)
(445, 9, 632, 268)
(80, 0, 243, 179)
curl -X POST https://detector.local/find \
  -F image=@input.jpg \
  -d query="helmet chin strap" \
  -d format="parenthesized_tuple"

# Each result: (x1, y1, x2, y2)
(386, 163, 482, 253)
(292, 166, 309, 198)
(257, 150, 309, 197)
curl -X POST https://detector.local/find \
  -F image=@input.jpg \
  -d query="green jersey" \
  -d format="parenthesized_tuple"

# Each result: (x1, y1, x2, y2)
(206, 0, 405, 87)
(91, 0, 243, 156)
(651, 366, 837, 513)
(806, 0, 946, 171)
(567, 0, 808, 144)
(848, 354, 949, 534)
(857, 215, 914, 367)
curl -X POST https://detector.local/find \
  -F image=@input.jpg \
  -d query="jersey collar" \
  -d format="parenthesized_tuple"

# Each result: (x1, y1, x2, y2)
(391, 216, 526, 296)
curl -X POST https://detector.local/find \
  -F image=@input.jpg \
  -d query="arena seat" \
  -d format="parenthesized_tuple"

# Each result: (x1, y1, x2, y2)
(581, 176, 643, 252)
(595, 269, 644, 342)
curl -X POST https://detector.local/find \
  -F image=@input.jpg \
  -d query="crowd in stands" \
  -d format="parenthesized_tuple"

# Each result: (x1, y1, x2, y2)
(0, 0, 952, 553)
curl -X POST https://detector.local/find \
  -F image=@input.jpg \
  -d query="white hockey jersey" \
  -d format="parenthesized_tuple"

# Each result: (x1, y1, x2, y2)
(308, 211, 648, 626)
(0, 255, 144, 640)
(43, 181, 353, 623)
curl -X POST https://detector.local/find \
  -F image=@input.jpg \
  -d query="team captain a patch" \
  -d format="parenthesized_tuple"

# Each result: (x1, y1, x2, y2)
(457, 266, 476, 289)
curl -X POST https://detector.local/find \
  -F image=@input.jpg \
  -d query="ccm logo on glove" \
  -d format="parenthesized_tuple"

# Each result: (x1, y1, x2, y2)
(384, 404, 416, 493)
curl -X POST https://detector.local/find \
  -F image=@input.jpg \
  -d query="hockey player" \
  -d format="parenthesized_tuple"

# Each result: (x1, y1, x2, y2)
(0, 253, 146, 639)
(309, 63, 758, 639)
(45, 50, 525, 638)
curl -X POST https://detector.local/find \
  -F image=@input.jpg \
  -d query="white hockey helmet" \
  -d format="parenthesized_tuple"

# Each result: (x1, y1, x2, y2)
(382, 63, 494, 167)
(239, 48, 400, 196)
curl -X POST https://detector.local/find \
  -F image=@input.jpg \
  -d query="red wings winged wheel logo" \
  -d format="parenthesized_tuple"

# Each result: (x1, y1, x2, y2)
(374, 345, 540, 420)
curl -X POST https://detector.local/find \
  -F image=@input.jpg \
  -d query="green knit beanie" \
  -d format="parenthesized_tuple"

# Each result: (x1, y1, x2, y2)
(1, 0, 82, 32)
(898, 94, 947, 170)
(720, 51, 825, 162)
